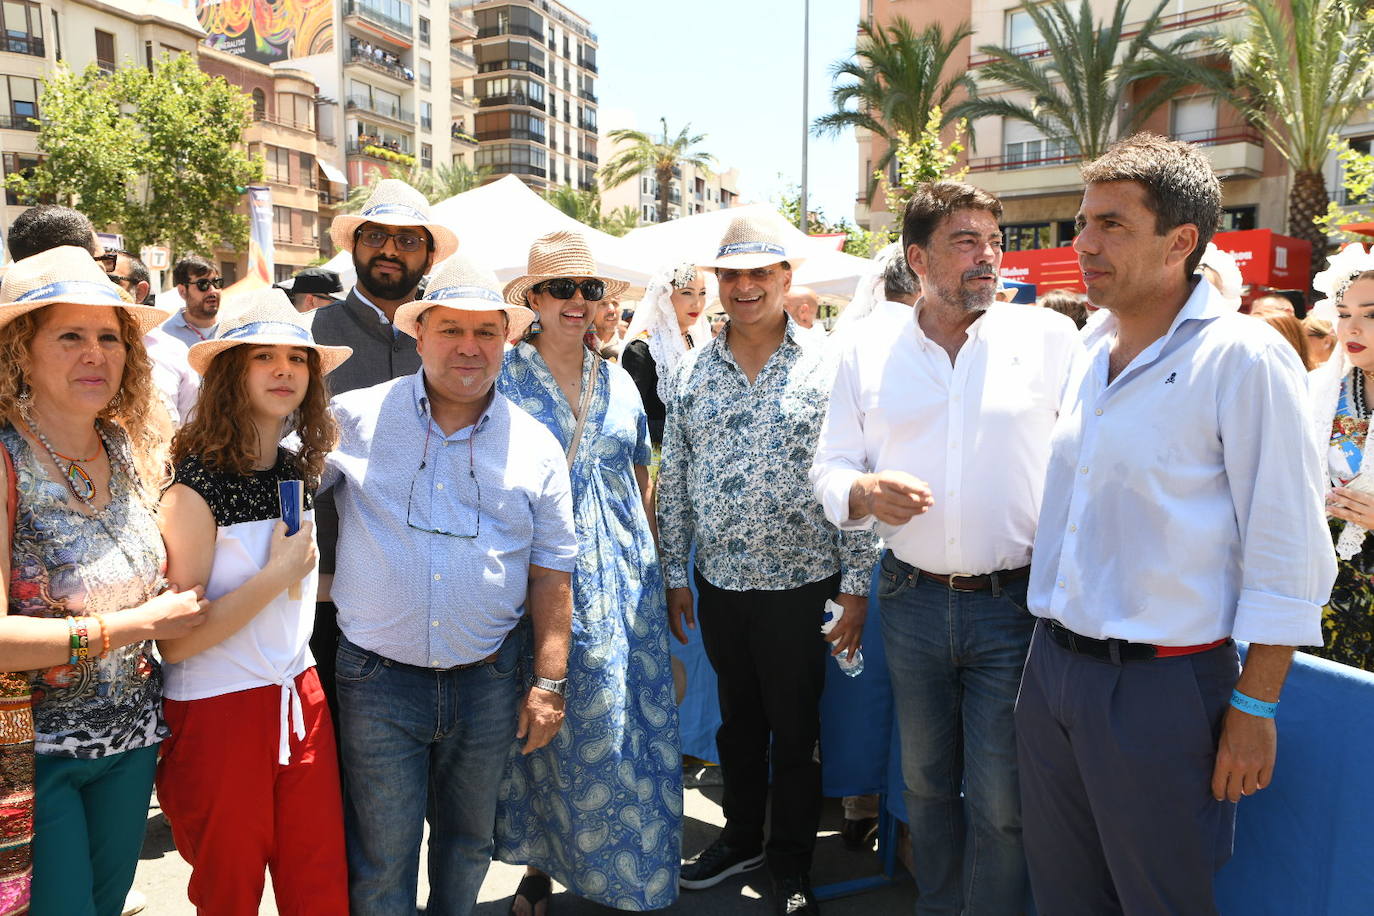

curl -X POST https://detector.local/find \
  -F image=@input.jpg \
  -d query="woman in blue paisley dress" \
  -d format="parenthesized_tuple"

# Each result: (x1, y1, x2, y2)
(494, 231, 682, 914)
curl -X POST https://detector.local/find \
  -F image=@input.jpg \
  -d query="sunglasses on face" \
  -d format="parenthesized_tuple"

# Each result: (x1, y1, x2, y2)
(93, 252, 118, 271)
(356, 228, 429, 252)
(717, 267, 777, 284)
(532, 278, 606, 302)
(186, 277, 225, 292)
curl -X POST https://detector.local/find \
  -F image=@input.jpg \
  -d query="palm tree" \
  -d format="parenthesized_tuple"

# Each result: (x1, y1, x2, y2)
(813, 17, 975, 195)
(950, 0, 1199, 164)
(544, 185, 639, 237)
(342, 160, 489, 211)
(599, 118, 714, 223)
(1146, 0, 1374, 274)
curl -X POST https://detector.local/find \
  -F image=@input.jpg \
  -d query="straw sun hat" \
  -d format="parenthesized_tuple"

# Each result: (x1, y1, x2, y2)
(187, 288, 352, 376)
(700, 213, 807, 271)
(394, 253, 536, 340)
(329, 178, 459, 261)
(0, 246, 172, 333)
(502, 230, 630, 308)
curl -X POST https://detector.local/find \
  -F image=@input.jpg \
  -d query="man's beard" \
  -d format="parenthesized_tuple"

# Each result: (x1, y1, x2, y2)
(933, 267, 996, 313)
(355, 251, 425, 301)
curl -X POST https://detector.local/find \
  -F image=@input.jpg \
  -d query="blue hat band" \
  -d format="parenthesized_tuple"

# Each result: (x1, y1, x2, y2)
(424, 285, 505, 304)
(220, 321, 312, 344)
(15, 280, 125, 304)
(717, 241, 786, 259)
(361, 203, 429, 223)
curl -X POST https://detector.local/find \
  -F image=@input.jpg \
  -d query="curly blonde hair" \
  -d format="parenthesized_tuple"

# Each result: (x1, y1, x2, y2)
(171, 346, 337, 488)
(0, 305, 170, 498)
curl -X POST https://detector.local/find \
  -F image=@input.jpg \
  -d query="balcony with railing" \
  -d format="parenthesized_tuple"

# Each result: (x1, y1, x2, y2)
(449, 2, 477, 38)
(577, 150, 598, 164)
(345, 95, 414, 126)
(577, 118, 597, 133)
(450, 45, 478, 70)
(479, 92, 542, 109)
(579, 89, 597, 104)
(450, 124, 478, 145)
(2, 35, 43, 57)
(346, 137, 416, 166)
(577, 57, 597, 74)
(345, 48, 414, 83)
(476, 128, 546, 143)
(344, 0, 414, 45)
(0, 114, 38, 131)
(477, 23, 542, 40)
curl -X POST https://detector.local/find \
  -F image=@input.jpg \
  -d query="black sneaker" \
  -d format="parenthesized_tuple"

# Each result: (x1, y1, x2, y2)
(840, 816, 878, 851)
(773, 874, 819, 915)
(680, 838, 765, 890)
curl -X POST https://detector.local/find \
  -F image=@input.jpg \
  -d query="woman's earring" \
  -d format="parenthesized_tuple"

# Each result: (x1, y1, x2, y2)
(529, 314, 542, 336)
(16, 380, 29, 404)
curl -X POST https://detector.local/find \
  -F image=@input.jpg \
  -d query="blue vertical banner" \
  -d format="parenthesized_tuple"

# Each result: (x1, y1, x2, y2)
(246, 185, 275, 285)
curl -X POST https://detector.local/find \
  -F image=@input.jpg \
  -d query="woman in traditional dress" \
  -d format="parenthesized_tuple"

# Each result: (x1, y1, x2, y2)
(156, 289, 352, 913)
(0, 246, 208, 914)
(619, 263, 711, 448)
(494, 231, 682, 914)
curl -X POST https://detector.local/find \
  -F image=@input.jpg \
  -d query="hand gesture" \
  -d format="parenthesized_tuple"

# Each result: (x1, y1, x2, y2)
(825, 593, 867, 662)
(1327, 486, 1374, 529)
(266, 520, 317, 584)
(135, 585, 209, 640)
(517, 686, 565, 754)
(852, 471, 934, 526)
(666, 587, 695, 645)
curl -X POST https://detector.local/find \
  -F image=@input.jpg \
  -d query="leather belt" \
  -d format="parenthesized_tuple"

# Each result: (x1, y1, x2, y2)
(449, 650, 500, 671)
(1044, 619, 1230, 662)
(919, 565, 1031, 592)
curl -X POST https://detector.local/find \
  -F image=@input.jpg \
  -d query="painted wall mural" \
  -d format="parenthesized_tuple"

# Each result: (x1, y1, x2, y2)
(197, 0, 334, 63)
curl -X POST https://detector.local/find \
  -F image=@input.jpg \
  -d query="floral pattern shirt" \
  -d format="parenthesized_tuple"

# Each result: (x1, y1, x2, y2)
(657, 319, 878, 596)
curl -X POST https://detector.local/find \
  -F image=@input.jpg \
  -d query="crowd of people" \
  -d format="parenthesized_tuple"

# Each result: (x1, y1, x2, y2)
(0, 128, 1362, 916)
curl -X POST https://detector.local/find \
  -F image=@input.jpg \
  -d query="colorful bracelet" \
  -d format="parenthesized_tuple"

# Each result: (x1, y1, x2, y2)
(1230, 689, 1277, 719)
(93, 612, 110, 658)
(65, 616, 90, 666)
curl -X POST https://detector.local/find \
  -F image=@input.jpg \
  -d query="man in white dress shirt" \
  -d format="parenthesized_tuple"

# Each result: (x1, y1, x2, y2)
(1018, 133, 1335, 913)
(811, 181, 1079, 915)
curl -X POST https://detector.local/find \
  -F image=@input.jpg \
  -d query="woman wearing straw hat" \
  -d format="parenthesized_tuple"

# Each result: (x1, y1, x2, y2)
(0, 246, 209, 915)
(155, 289, 352, 913)
(495, 231, 683, 914)
(619, 262, 712, 448)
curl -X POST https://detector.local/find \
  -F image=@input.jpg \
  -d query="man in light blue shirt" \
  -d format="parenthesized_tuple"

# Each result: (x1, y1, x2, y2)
(321, 254, 575, 915)
(1019, 133, 1335, 914)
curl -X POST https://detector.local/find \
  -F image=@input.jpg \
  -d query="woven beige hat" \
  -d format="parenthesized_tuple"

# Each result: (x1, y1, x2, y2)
(700, 213, 806, 270)
(188, 288, 352, 376)
(0, 246, 172, 333)
(395, 253, 536, 340)
(329, 178, 458, 261)
(502, 230, 631, 307)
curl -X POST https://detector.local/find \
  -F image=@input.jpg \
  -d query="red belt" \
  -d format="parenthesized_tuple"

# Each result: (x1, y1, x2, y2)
(1152, 638, 1229, 657)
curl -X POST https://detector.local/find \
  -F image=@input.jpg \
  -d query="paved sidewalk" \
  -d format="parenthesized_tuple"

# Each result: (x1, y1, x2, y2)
(132, 778, 914, 914)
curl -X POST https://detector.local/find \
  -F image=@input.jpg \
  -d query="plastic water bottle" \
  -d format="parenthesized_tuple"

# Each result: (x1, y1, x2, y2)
(820, 599, 864, 677)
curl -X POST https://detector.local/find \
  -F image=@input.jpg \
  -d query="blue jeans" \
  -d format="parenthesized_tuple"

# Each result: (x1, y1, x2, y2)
(877, 552, 1034, 916)
(335, 627, 525, 916)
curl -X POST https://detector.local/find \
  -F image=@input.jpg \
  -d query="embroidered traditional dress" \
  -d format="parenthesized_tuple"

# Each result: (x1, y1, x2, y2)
(494, 343, 682, 911)
(1316, 372, 1374, 671)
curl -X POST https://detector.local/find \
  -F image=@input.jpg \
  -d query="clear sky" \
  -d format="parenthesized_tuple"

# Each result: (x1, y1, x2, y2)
(572, 0, 862, 226)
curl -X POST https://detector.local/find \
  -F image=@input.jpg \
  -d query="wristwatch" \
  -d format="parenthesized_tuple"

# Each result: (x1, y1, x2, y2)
(532, 676, 568, 697)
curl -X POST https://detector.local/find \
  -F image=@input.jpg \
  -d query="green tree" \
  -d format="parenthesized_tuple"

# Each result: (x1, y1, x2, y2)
(773, 186, 876, 257)
(4, 54, 262, 256)
(343, 159, 490, 212)
(813, 17, 974, 197)
(543, 185, 637, 237)
(599, 118, 714, 224)
(881, 106, 970, 218)
(951, 0, 1199, 163)
(1318, 136, 1374, 243)
(1152, 0, 1374, 273)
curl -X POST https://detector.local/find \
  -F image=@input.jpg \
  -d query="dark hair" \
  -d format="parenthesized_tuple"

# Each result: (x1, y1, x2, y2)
(901, 181, 1003, 252)
(7, 205, 96, 260)
(1080, 132, 1221, 278)
(882, 250, 919, 301)
(123, 253, 150, 289)
(173, 255, 216, 286)
(1037, 288, 1089, 329)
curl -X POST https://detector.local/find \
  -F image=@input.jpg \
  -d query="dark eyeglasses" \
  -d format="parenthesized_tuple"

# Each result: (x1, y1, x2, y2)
(186, 277, 225, 292)
(93, 252, 118, 271)
(406, 423, 480, 539)
(532, 278, 606, 302)
(717, 267, 777, 284)
(356, 228, 430, 252)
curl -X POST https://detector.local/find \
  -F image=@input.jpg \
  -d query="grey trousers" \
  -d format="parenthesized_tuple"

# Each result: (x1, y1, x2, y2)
(1015, 620, 1240, 915)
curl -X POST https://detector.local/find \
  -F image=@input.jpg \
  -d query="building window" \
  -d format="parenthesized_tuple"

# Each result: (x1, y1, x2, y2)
(273, 205, 292, 243)
(299, 152, 316, 188)
(1005, 9, 1043, 52)
(474, 141, 547, 177)
(5, 75, 39, 128)
(420, 100, 432, 132)
(1342, 136, 1374, 206)
(419, 57, 431, 91)
(1221, 206, 1257, 232)
(220, 261, 239, 284)
(1003, 222, 1053, 251)
(418, 16, 429, 47)
(475, 110, 546, 142)
(1, 1, 43, 57)
(251, 88, 267, 119)
(2, 151, 42, 204)
(421, 142, 432, 169)
(94, 29, 115, 72)
(264, 145, 290, 183)
(1170, 95, 1218, 145)
(275, 264, 295, 284)
(278, 92, 313, 130)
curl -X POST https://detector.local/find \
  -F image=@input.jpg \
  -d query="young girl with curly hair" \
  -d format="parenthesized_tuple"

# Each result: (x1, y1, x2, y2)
(155, 289, 353, 914)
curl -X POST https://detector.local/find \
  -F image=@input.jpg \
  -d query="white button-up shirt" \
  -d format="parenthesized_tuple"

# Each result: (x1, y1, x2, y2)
(811, 301, 1081, 576)
(1029, 280, 1334, 646)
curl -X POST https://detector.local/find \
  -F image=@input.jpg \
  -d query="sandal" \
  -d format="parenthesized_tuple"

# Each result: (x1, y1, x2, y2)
(509, 872, 553, 916)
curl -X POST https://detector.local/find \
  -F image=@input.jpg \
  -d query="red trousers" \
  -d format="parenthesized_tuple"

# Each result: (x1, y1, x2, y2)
(157, 668, 348, 916)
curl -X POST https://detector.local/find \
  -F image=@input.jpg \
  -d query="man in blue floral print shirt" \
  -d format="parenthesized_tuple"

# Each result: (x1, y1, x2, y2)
(659, 214, 878, 916)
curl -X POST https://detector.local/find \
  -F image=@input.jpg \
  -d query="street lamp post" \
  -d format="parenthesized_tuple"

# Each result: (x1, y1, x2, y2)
(799, 0, 809, 233)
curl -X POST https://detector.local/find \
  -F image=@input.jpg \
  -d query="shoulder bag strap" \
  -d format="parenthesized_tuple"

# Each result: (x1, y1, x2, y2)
(565, 353, 599, 470)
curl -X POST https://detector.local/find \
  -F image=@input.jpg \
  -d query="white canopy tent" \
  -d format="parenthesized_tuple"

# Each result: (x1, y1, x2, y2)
(621, 202, 871, 298)
(320, 174, 655, 292)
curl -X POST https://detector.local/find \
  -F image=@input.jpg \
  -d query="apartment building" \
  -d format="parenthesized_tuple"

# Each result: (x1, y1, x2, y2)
(462, 0, 599, 192)
(0, 0, 204, 240)
(196, 0, 480, 190)
(851, 0, 1313, 250)
(597, 129, 741, 225)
